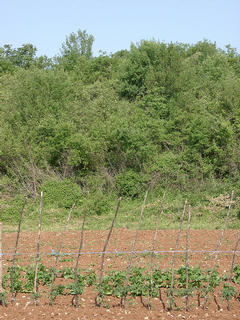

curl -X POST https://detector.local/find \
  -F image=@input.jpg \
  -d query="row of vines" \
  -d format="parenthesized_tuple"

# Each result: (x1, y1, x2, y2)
(1, 263, 240, 311)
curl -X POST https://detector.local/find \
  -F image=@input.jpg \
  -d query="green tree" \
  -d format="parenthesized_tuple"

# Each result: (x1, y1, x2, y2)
(117, 40, 186, 100)
(0, 44, 37, 71)
(59, 29, 94, 70)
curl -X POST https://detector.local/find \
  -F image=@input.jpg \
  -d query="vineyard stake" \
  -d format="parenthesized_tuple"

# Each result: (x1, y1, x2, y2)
(148, 192, 166, 310)
(95, 197, 121, 306)
(0, 223, 2, 290)
(72, 192, 89, 307)
(227, 231, 240, 310)
(168, 199, 187, 311)
(229, 231, 240, 282)
(10, 196, 27, 304)
(185, 205, 191, 312)
(121, 190, 148, 308)
(0, 222, 4, 306)
(33, 191, 43, 306)
(203, 191, 234, 309)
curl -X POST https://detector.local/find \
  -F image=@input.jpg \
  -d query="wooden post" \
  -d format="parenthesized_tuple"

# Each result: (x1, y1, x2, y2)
(121, 190, 148, 308)
(148, 192, 166, 310)
(95, 197, 122, 307)
(72, 192, 89, 307)
(169, 199, 187, 311)
(203, 190, 234, 309)
(11, 196, 27, 303)
(185, 206, 191, 312)
(0, 222, 2, 294)
(33, 191, 43, 306)
(0, 221, 5, 307)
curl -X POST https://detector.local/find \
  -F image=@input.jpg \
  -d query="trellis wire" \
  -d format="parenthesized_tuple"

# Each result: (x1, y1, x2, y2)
(1, 249, 240, 257)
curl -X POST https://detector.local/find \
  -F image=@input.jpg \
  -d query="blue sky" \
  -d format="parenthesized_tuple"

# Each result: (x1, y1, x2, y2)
(1, 0, 239, 57)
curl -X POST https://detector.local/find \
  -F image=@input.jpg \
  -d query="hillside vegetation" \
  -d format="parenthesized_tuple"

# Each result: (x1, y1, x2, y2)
(0, 30, 240, 229)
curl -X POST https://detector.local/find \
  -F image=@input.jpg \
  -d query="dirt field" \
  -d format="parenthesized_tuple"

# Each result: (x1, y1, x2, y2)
(1, 229, 240, 320)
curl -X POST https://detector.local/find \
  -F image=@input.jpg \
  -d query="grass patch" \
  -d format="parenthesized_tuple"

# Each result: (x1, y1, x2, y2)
(1, 179, 240, 232)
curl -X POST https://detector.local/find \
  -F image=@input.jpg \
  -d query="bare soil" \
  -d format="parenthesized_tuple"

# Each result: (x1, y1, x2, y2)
(1, 229, 240, 320)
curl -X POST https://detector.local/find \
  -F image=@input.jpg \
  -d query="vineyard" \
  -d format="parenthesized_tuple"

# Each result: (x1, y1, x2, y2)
(0, 193, 240, 320)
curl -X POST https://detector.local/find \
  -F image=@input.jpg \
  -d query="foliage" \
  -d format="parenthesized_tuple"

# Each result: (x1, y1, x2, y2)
(221, 283, 236, 302)
(41, 178, 82, 208)
(87, 191, 112, 215)
(0, 43, 52, 74)
(24, 264, 53, 292)
(61, 30, 94, 57)
(49, 284, 65, 302)
(0, 31, 240, 217)
(66, 275, 85, 295)
(232, 265, 240, 284)
(0, 291, 7, 306)
(3, 263, 240, 310)
(115, 170, 145, 198)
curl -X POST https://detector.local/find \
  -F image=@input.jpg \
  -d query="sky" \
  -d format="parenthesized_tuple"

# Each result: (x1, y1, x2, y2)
(1, 0, 239, 57)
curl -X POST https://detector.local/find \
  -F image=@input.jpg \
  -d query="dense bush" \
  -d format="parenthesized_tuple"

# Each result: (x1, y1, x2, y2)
(41, 178, 82, 208)
(0, 31, 239, 206)
(115, 170, 146, 198)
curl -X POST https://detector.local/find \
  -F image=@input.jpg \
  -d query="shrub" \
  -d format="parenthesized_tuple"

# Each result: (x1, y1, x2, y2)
(88, 191, 111, 216)
(115, 170, 145, 198)
(41, 178, 82, 208)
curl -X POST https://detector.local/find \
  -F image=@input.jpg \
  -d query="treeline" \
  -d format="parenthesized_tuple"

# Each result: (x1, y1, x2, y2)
(0, 30, 240, 200)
